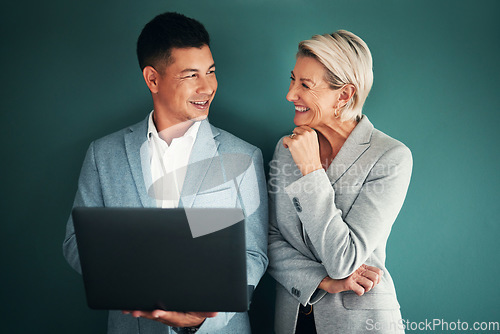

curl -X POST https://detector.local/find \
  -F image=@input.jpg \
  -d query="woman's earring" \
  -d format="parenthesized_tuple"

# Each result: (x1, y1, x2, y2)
(334, 108, 340, 118)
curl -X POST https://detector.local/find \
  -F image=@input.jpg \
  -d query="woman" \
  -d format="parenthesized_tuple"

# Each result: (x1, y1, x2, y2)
(268, 30, 412, 334)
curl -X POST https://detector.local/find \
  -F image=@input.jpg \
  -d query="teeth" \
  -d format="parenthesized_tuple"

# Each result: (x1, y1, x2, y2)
(295, 106, 309, 112)
(192, 101, 208, 105)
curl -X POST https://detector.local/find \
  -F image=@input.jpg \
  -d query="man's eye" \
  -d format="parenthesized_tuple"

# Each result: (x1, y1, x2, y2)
(302, 83, 309, 89)
(207, 70, 215, 74)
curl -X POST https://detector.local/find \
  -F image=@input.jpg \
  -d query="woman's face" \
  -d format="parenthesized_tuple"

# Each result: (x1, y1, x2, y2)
(287, 56, 342, 128)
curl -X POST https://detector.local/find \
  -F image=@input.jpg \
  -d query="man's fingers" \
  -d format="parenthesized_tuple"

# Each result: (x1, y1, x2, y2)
(156, 310, 190, 320)
(127, 310, 173, 321)
(151, 310, 169, 319)
(125, 310, 216, 322)
(189, 311, 218, 318)
(130, 310, 165, 319)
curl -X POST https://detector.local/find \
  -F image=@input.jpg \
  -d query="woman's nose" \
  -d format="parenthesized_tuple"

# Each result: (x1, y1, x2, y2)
(286, 85, 298, 102)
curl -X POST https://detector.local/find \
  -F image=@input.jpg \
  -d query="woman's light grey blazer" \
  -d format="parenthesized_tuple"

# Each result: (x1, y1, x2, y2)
(268, 115, 412, 334)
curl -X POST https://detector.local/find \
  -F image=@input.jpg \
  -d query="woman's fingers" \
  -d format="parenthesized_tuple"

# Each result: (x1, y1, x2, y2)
(282, 136, 290, 148)
(362, 267, 383, 285)
(344, 264, 384, 296)
(350, 282, 366, 296)
(355, 276, 374, 293)
(282, 126, 322, 175)
(364, 266, 383, 283)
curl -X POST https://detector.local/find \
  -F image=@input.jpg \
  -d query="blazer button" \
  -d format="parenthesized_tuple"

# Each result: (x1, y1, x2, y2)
(292, 197, 302, 212)
(291, 287, 301, 297)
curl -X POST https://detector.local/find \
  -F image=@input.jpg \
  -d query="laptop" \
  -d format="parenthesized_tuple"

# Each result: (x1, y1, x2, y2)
(72, 207, 248, 312)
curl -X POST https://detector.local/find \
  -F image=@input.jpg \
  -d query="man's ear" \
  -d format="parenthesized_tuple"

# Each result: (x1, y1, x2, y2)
(142, 66, 160, 94)
(338, 84, 356, 107)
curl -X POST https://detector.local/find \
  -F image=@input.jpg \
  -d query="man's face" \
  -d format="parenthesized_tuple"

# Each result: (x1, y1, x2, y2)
(154, 45, 217, 127)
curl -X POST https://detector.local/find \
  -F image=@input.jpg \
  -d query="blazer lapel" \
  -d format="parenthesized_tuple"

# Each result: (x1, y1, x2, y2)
(124, 117, 156, 208)
(179, 119, 220, 208)
(327, 115, 374, 185)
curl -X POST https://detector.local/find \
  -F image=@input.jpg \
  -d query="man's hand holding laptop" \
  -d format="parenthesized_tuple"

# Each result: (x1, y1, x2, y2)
(122, 310, 218, 327)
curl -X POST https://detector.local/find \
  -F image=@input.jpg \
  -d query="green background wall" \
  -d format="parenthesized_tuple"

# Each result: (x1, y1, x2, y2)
(1, 0, 499, 332)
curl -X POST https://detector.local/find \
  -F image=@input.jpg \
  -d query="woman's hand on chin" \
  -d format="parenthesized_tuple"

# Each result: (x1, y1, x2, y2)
(283, 125, 323, 176)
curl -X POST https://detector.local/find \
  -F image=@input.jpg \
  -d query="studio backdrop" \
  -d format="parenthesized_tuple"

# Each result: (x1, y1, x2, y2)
(1, 0, 499, 333)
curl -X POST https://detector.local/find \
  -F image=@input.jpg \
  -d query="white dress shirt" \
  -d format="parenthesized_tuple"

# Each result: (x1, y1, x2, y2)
(147, 112, 201, 208)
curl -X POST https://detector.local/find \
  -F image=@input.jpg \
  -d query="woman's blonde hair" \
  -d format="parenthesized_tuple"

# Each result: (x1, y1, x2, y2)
(298, 30, 373, 122)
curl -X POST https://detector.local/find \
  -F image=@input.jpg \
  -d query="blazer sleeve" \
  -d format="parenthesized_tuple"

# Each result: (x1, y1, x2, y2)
(285, 144, 413, 279)
(237, 147, 269, 288)
(267, 142, 329, 306)
(196, 147, 269, 332)
(62, 142, 104, 274)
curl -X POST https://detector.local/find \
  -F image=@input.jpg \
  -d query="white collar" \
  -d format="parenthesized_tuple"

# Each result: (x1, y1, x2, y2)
(147, 111, 201, 144)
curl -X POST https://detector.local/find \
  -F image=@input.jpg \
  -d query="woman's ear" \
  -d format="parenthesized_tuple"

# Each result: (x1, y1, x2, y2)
(142, 66, 160, 94)
(338, 84, 356, 107)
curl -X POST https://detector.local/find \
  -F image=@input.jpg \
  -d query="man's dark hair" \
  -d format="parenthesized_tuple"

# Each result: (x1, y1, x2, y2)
(137, 12, 210, 71)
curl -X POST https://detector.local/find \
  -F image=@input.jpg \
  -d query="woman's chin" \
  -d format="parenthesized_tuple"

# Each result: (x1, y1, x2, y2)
(293, 115, 310, 127)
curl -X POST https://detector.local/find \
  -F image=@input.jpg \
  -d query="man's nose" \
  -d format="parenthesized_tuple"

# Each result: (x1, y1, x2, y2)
(197, 76, 216, 95)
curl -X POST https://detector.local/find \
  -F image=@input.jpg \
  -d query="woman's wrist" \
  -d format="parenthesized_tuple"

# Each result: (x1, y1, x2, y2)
(318, 276, 344, 294)
(318, 276, 337, 293)
(298, 162, 323, 176)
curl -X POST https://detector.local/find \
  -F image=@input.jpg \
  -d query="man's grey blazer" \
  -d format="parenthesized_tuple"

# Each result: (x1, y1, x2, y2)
(268, 116, 412, 334)
(63, 115, 268, 334)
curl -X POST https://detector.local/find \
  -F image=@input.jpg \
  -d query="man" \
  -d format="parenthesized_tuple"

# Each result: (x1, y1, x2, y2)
(63, 12, 268, 334)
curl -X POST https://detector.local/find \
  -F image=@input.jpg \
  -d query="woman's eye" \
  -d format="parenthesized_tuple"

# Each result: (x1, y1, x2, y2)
(302, 83, 309, 89)
(290, 76, 295, 81)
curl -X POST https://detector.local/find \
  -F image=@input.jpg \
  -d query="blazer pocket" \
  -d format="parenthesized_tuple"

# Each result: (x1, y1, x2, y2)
(342, 293, 400, 310)
(193, 187, 236, 208)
